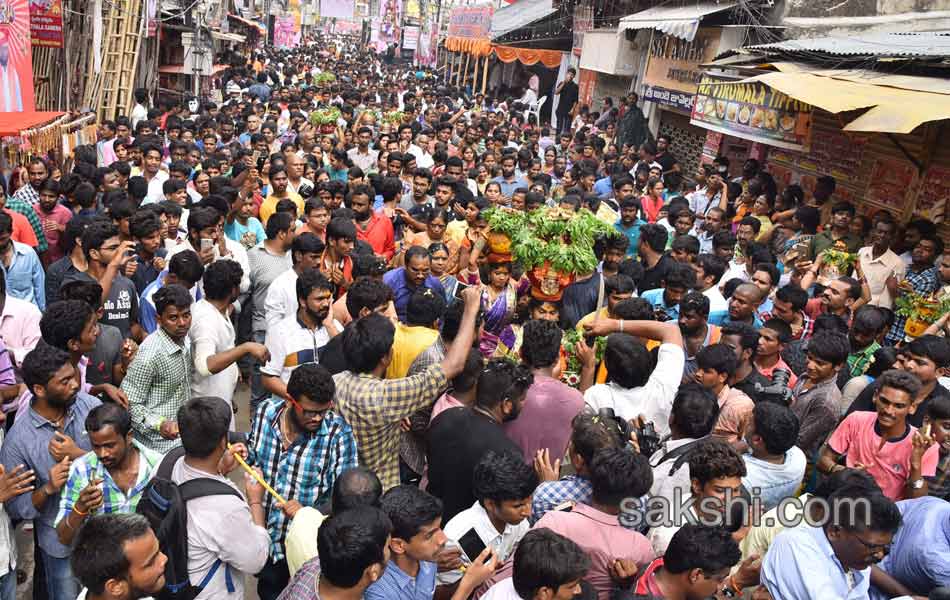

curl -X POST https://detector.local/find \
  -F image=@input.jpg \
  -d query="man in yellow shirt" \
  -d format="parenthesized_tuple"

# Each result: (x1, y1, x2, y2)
(386, 287, 445, 378)
(259, 167, 305, 225)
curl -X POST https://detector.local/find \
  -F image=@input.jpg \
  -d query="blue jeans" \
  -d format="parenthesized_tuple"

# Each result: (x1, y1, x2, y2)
(0, 569, 15, 600)
(37, 548, 78, 600)
(249, 329, 268, 417)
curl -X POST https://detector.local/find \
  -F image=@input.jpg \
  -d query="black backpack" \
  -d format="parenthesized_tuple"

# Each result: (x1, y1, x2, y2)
(136, 446, 243, 600)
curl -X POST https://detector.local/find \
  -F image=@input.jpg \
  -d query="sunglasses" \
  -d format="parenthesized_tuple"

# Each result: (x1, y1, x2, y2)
(286, 395, 333, 420)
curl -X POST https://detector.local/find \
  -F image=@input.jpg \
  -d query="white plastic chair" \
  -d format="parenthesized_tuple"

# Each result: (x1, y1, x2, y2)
(526, 95, 547, 125)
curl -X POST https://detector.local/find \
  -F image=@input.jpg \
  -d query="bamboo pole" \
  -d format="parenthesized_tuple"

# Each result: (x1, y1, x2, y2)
(481, 53, 489, 95)
(462, 51, 470, 89)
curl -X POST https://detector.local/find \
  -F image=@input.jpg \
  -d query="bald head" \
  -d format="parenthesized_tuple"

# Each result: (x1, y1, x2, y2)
(331, 467, 382, 514)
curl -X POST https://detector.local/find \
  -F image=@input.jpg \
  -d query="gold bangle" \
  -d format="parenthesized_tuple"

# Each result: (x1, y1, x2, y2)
(72, 505, 88, 517)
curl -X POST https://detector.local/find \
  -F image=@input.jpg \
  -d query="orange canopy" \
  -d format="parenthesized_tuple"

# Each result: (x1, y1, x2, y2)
(492, 44, 563, 68)
(446, 36, 493, 56)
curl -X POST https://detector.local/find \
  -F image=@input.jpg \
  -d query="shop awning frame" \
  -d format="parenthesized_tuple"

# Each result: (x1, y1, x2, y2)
(228, 13, 266, 33)
(0, 111, 66, 137)
(618, 2, 737, 42)
(211, 30, 246, 43)
(489, 0, 556, 41)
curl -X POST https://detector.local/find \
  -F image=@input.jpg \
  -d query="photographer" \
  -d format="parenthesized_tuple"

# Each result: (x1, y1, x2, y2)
(649, 383, 719, 505)
(640, 263, 694, 322)
(582, 319, 684, 439)
(534, 446, 654, 599)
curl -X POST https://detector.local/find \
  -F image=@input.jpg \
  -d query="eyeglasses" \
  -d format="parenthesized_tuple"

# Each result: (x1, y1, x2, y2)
(287, 396, 333, 420)
(849, 531, 891, 555)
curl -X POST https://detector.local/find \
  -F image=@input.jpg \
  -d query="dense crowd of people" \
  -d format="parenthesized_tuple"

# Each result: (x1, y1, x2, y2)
(0, 34, 947, 600)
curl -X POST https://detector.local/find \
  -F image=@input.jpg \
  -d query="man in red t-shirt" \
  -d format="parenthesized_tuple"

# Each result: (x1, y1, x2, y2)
(632, 525, 745, 599)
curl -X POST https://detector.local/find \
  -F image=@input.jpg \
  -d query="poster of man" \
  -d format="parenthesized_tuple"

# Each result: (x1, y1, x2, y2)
(0, 0, 34, 112)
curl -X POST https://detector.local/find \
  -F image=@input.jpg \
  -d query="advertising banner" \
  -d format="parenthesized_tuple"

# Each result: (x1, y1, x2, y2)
(402, 25, 418, 50)
(379, 0, 401, 43)
(690, 73, 813, 152)
(320, 0, 354, 20)
(0, 0, 35, 111)
(447, 5, 492, 39)
(643, 29, 720, 112)
(28, 0, 62, 47)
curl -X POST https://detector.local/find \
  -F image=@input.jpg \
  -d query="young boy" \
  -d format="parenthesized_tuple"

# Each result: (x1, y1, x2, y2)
(925, 394, 950, 501)
(790, 331, 850, 460)
(225, 192, 267, 249)
(295, 198, 329, 241)
(694, 344, 755, 449)
(754, 319, 798, 389)
(819, 369, 939, 500)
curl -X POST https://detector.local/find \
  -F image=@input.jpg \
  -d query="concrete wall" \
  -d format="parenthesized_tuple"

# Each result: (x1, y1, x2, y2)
(781, 0, 950, 35)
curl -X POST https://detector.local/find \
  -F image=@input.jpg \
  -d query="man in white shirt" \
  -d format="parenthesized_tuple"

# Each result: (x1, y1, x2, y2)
(139, 143, 169, 205)
(261, 269, 340, 401)
(582, 320, 684, 438)
(130, 89, 149, 130)
(439, 452, 537, 586)
(169, 397, 271, 600)
(263, 233, 324, 330)
(694, 254, 728, 314)
(857, 217, 904, 310)
(190, 261, 269, 417)
(648, 384, 718, 504)
(347, 127, 379, 173)
(285, 153, 315, 197)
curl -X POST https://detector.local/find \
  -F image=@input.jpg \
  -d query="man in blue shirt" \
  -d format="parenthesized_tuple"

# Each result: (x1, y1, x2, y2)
(709, 283, 764, 329)
(762, 489, 902, 600)
(640, 263, 694, 322)
(0, 212, 45, 310)
(139, 250, 204, 334)
(383, 246, 445, 323)
(615, 197, 645, 260)
(0, 344, 101, 600)
(367, 485, 498, 600)
(491, 155, 529, 200)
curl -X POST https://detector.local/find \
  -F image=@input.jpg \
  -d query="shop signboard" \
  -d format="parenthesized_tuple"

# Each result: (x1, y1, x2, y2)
(642, 29, 720, 112)
(642, 86, 694, 111)
(447, 5, 492, 39)
(29, 0, 62, 47)
(690, 73, 813, 152)
(578, 68, 597, 107)
(403, 25, 418, 50)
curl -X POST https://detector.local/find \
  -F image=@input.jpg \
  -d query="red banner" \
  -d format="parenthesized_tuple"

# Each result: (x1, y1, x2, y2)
(578, 68, 597, 107)
(29, 0, 62, 48)
(0, 0, 36, 111)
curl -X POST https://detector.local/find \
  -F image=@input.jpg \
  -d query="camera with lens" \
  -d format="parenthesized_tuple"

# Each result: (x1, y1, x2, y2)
(754, 368, 793, 405)
(596, 408, 661, 457)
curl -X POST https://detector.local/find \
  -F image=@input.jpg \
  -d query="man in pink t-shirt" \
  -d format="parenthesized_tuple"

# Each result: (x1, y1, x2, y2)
(534, 446, 655, 600)
(35, 180, 73, 264)
(819, 369, 939, 500)
(504, 320, 585, 463)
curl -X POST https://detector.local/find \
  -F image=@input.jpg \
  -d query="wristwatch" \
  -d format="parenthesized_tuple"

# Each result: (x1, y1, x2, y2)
(909, 478, 925, 490)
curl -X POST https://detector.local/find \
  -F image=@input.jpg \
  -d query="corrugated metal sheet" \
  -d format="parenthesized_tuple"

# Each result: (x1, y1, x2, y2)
(745, 32, 950, 58)
(618, 2, 737, 42)
(490, 0, 556, 41)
